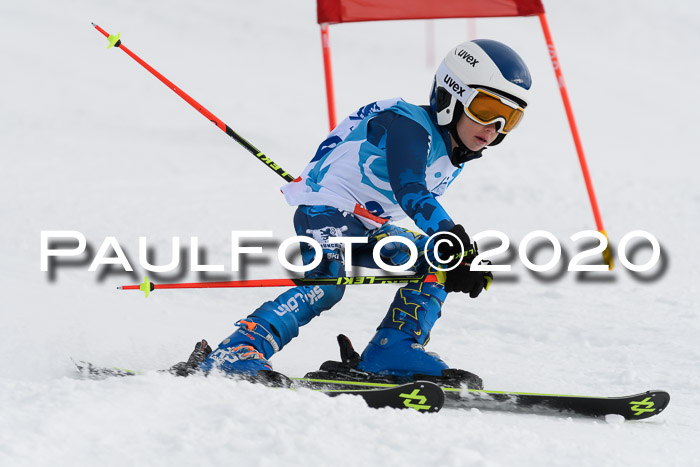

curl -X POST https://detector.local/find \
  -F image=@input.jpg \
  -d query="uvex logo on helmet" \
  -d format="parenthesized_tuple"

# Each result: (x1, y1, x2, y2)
(443, 75, 465, 96)
(455, 49, 479, 67)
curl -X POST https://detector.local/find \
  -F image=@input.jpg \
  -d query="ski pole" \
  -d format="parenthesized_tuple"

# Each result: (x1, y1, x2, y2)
(119, 275, 439, 298)
(91, 23, 297, 183)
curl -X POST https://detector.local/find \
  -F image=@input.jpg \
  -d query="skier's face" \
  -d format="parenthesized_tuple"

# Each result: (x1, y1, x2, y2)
(454, 114, 499, 151)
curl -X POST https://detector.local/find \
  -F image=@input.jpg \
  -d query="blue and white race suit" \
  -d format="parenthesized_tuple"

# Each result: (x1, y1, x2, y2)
(205, 99, 470, 376)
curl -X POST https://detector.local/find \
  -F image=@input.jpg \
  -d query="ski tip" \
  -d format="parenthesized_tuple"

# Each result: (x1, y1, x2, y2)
(70, 357, 87, 373)
(628, 389, 670, 420)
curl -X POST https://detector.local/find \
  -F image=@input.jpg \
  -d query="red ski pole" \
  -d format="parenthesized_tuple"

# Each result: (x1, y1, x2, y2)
(120, 275, 439, 298)
(91, 23, 297, 183)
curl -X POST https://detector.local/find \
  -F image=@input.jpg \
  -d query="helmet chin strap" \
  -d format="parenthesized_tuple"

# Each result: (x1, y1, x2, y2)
(448, 125, 485, 166)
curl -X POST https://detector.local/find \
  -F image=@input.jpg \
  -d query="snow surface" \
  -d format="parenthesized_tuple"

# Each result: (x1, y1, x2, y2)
(1, 0, 699, 465)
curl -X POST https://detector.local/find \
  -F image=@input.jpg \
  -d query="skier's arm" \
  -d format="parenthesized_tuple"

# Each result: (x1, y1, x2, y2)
(381, 114, 492, 297)
(383, 115, 455, 236)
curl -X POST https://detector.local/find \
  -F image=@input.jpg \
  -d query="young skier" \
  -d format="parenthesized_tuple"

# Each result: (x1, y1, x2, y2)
(174, 39, 532, 387)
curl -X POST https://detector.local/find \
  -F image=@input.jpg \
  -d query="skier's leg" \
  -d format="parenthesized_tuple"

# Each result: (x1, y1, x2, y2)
(356, 281, 449, 376)
(354, 225, 468, 379)
(200, 206, 366, 376)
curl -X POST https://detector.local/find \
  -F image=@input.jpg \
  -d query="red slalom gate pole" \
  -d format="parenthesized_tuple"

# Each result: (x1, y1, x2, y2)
(120, 275, 439, 298)
(538, 13, 613, 270)
(320, 24, 337, 131)
(91, 23, 297, 183)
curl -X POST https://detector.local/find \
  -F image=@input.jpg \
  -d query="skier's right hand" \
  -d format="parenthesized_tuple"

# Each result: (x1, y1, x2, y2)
(442, 259, 493, 297)
(434, 224, 473, 263)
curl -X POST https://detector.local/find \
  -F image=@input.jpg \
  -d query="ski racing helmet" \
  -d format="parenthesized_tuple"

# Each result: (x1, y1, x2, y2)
(430, 39, 532, 162)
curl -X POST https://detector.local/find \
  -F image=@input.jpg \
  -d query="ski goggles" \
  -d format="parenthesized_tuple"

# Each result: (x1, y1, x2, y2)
(463, 88, 525, 134)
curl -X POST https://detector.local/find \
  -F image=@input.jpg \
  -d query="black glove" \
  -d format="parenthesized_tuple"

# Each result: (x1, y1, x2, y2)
(443, 258, 493, 297)
(432, 224, 493, 297)
(433, 224, 473, 264)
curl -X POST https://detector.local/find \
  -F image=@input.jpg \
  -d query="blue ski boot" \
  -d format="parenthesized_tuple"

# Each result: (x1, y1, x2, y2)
(361, 283, 483, 388)
(197, 318, 292, 387)
(304, 333, 483, 390)
(357, 327, 449, 377)
(304, 280, 483, 389)
(357, 328, 482, 389)
(358, 328, 482, 389)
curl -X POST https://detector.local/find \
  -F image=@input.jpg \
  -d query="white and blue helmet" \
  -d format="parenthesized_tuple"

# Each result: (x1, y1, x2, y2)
(430, 39, 532, 147)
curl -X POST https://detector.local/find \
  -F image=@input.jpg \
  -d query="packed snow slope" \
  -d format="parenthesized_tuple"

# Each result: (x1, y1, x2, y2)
(1, 0, 699, 466)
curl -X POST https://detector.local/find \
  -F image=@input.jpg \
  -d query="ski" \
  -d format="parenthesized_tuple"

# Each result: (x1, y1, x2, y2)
(70, 359, 443, 413)
(72, 358, 141, 377)
(440, 387, 669, 420)
(318, 381, 443, 412)
(71, 358, 669, 419)
(294, 376, 669, 421)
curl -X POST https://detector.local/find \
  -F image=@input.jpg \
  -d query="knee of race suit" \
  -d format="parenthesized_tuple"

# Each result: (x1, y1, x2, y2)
(377, 281, 447, 346)
(368, 224, 436, 275)
(214, 248, 346, 359)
